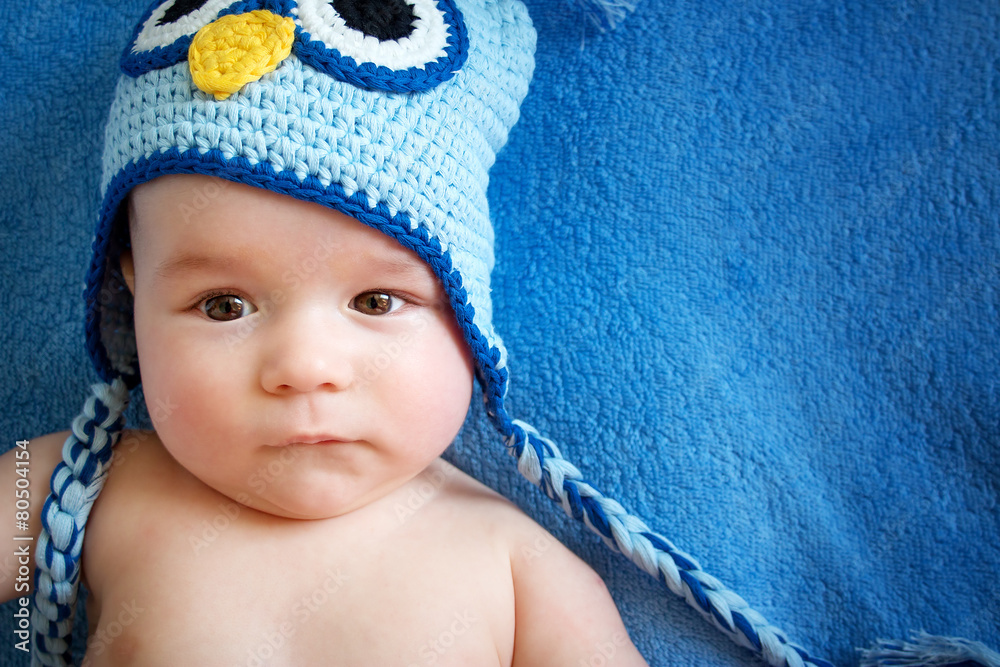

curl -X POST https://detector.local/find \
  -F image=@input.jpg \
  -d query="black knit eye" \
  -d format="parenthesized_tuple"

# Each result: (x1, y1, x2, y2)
(291, 0, 468, 92)
(122, 0, 240, 76)
(335, 0, 416, 41)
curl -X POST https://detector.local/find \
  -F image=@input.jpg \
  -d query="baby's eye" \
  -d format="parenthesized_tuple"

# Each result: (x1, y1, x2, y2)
(201, 294, 257, 321)
(351, 291, 401, 316)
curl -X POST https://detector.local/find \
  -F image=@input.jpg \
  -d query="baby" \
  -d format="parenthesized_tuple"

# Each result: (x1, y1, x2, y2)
(4, 174, 647, 666)
(1, 0, 650, 665)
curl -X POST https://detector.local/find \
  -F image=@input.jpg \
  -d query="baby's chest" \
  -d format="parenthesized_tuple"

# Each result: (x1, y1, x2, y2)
(85, 535, 512, 667)
(82, 488, 515, 666)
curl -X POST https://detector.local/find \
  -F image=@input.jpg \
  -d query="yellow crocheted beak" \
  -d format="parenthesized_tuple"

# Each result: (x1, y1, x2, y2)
(189, 10, 295, 101)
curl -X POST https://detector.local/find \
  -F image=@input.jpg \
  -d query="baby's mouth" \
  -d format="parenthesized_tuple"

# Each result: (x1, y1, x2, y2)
(272, 434, 353, 447)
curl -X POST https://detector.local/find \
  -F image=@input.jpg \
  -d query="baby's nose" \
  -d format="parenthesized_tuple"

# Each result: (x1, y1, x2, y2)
(189, 10, 295, 100)
(259, 312, 356, 395)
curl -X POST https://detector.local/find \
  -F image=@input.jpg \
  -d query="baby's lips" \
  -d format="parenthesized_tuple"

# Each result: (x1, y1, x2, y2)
(271, 433, 354, 448)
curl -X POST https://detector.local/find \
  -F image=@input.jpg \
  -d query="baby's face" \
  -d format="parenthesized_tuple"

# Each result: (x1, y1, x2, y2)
(124, 174, 474, 519)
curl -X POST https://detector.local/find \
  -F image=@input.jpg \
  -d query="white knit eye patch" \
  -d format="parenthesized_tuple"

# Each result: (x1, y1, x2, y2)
(123, 0, 469, 93)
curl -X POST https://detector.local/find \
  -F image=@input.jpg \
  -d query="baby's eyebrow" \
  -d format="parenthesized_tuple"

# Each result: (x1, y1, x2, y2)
(155, 251, 249, 278)
(155, 248, 435, 283)
(364, 254, 435, 280)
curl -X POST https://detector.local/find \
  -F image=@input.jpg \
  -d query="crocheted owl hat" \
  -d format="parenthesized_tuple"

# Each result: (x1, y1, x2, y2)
(34, 2, 538, 663)
(35, 2, 946, 667)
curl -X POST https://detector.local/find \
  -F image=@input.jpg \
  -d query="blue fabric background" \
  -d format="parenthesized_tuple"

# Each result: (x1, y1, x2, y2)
(1, 1, 997, 665)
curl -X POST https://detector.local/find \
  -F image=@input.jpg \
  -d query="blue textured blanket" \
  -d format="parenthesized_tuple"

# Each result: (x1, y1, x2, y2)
(1, 1, 997, 665)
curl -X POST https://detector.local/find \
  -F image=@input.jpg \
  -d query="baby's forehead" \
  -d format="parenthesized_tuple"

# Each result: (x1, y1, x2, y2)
(128, 174, 436, 274)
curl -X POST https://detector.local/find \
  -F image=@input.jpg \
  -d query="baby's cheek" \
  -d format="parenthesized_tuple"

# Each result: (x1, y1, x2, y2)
(409, 344, 474, 437)
(142, 376, 196, 445)
(139, 357, 209, 440)
(133, 321, 186, 427)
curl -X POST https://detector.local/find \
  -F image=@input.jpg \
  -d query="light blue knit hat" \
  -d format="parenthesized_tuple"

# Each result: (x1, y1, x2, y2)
(33, 1, 532, 664)
(36, 2, 999, 667)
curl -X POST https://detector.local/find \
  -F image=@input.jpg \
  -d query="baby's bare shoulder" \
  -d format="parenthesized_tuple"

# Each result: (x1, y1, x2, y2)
(427, 463, 648, 666)
(0, 431, 68, 603)
(409, 459, 548, 541)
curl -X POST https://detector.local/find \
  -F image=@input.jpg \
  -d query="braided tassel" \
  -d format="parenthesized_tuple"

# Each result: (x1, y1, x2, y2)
(32, 380, 129, 667)
(860, 632, 1000, 667)
(505, 420, 835, 667)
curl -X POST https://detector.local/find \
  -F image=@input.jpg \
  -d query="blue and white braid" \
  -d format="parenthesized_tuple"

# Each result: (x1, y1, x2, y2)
(504, 419, 836, 667)
(32, 380, 129, 667)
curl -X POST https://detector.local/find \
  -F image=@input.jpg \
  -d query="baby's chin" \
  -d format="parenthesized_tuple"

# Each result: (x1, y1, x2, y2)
(212, 478, 411, 522)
